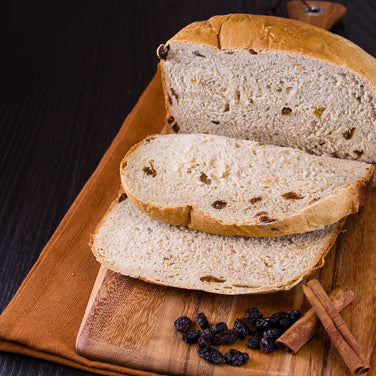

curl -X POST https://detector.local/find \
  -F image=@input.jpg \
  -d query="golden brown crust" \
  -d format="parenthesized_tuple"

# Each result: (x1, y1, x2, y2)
(163, 14, 376, 90)
(120, 137, 374, 237)
(90, 197, 344, 295)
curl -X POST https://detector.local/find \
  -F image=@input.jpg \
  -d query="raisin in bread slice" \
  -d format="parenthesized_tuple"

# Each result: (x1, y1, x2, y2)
(91, 196, 343, 294)
(158, 14, 376, 165)
(120, 134, 373, 238)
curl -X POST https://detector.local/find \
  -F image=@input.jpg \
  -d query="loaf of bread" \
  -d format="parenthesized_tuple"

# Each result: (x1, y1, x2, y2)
(91, 197, 343, 294)
(120, 134, 373, 237)
(158, 14, 376, 165)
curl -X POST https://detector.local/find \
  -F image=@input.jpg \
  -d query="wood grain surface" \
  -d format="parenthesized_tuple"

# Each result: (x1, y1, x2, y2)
(1, 0, 376, 375)
(76, 190, 376, 376)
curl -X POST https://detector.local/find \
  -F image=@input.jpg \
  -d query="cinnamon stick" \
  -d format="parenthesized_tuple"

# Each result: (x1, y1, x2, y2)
(276, 285, 354, 353)
(302, 281, 370, 375)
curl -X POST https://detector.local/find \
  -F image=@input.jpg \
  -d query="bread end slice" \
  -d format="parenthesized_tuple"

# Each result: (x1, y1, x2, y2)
(91, 197, 344, 295)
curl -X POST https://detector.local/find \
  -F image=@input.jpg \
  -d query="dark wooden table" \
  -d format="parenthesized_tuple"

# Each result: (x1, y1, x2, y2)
(1, 1, 375, 375)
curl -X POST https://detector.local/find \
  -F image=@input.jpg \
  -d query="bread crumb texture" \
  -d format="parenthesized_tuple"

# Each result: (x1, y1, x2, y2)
(91, 199, 343, 294)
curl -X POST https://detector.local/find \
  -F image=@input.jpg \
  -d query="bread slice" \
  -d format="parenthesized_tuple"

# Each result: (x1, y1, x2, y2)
(91, 197, 343, 295)
(158, 14, 376, 165)
(120, 134, 373, 237)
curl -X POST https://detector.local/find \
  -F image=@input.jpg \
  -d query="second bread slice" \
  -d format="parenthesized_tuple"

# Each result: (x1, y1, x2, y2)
(121, 134, 374, 237)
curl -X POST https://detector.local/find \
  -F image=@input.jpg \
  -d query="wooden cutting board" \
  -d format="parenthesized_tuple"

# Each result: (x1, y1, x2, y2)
(76, 191, 376, 376)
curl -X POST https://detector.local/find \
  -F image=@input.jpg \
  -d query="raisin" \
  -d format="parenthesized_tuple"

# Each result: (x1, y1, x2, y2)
(198, 329, 212, 347)
(182, 330, 201, 344)
(174, 316, 191, 333)
(249, 49, 258, 55)
(118, 193, 128, 202)
(265, 315, 279, 327)
(263, 328, 283, 341)
(269, 311, 288, 327)
(246, 332, 262, 349)
(282, 192, 304, 200)
(256, 318, 274, 331)
(211, 120, 220, 124)
(343, 127, 356, 140)
(170, 87, 179, 100)
(212, 330, 238, 345)
(282, 107, 292, 115)
(274, 311, 299, 330)
(200, 275, 226, 283)
(211, 322, 228, 335)
(260, 337, 278, 354)
(354, 149, 363, 157)
(199, 172, 211, 185)
(167, 116, 175, 124)
(212, 200, 227, 209)
(249, 196, 262, 204)
(259, 215, 277, 223)
(287, 310, 301, 323)
(233, 318, 255, 339)
(224, 349, 250, 366)
(197, 346, 226, 365)
(279, 317, 293, 330)
(197, 312, 209, 329)
(143, 166, 157, 177)
(246, 307, 263, 322)
(269, 311, 287, 321)
(157, 44, 169, 60)
(172, 123, 180, 133)
(193, 51, 205, 57)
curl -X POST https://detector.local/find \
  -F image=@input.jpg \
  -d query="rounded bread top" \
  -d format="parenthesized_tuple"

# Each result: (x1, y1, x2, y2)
(165, 14, 376, 89)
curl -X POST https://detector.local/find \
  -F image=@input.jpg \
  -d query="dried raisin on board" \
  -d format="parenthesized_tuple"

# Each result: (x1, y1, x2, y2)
(263, 328, 283, 341)
(182, 330, 201, 344)
(198, 329, 212, 347)
(212, 329, 238, 345)
(174, 316, 191, 333)
(224, 349, 250, 366)
(233, 318, 255, 339)
(246, 332, 262, 349)
(197, 312, 209, 329)
(197, 346, 226, 365)
(246, 307, 263, 322)
(287, 310, 301, 323)
(260, 337, 278, 354)
(256, 318, 274, 331)
(211, 322, 227, 335)
(268, 311, 287, 327)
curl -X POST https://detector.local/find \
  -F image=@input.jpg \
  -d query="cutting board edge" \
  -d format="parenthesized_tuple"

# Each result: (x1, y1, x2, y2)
(76, 265, 108, 354)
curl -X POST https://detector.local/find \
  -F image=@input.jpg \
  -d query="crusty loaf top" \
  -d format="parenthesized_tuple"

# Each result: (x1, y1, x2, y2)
(166, 14, 376, 90)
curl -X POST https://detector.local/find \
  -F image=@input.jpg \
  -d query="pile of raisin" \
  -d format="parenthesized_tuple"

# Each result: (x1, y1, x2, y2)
(246, 308, 301, 354)
(174, 308, 301, 366)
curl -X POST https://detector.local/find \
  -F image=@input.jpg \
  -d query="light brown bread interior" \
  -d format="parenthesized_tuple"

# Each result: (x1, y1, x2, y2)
(91, 197, 343, 295)
(121, 134, 373, 237)
(159, 14, 376, 165)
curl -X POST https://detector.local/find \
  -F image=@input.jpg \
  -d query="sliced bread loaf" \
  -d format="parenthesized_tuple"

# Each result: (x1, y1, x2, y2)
(158, 14, 376, 164)
(91, 197, 343, 294)
(120, 134, 373, 237)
